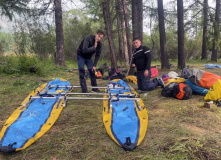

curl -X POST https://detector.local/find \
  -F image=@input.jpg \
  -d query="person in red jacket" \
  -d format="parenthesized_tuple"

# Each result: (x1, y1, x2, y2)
(132, 38, 164, 92)
(77, 30, 104, 93)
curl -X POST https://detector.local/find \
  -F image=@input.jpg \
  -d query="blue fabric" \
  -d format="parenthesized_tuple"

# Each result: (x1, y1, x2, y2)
(137, 70, 158, 91)
(77, 55, 97, 93)
(108, 80, 139, 146)
(185, 79, 208, 96)
(0, 78, 70, 149)
(204, 64, 221, 69)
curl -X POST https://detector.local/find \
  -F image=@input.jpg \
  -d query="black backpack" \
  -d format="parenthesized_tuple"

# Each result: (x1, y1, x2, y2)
(162, 82, 192, 100)
(161, 82, 179, 97)
(173, 83, 192, 100)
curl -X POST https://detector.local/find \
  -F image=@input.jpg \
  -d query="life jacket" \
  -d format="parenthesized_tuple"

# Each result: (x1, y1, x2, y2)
(162, 82, 192, 100)
(173, 83, 192, 100)
(189, 69, 221, 89)
(109, 68, 119, 76)
(204, 79, 221, 101)
(107, 68, 125, 80)
(161, 82, 178, 97)
(151, 67, 158, 78)
(162, 77, 171, 84)
(96, 70, 102, 78)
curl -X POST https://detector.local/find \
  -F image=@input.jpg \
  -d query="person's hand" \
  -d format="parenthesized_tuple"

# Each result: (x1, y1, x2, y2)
(132, 64, 135, 67)
(94, 34, 99, 48)
(94, 39, 98, 48)
(144, 70, 149, 77)
(92, 66, 96, 72)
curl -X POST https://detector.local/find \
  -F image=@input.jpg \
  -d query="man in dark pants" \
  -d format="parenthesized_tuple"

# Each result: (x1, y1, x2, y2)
(77, 30, 104, 93)
(131, 38, 164, 92)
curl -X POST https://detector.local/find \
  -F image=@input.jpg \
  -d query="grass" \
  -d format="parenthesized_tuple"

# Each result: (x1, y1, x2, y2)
(0, 59, 221, 160)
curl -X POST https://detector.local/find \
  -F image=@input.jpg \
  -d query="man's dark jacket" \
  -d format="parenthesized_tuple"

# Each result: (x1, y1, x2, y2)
(77, 35, 102, 67)
(131, 45, 151, 71)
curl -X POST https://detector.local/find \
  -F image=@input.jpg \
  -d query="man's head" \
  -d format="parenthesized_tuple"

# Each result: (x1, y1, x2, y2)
(133, 38, 142, 49)
(95, 30, 104, 42)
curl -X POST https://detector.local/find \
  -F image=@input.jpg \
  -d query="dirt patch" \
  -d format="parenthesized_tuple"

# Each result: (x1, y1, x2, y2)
(181, 123, 221, 135)
(153, 108, 168, 115)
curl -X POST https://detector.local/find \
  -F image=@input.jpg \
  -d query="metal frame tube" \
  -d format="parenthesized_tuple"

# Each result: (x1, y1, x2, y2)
(48, 85, 130, 89)
(38, 92, 136, 97)
(30, 96, 140, 101)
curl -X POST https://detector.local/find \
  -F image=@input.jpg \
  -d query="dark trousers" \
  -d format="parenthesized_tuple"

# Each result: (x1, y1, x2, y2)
(77, 55, 97, 93)
(137, 70, 158, 91)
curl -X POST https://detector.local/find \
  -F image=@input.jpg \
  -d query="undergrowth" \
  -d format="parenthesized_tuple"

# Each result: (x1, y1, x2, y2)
(0, 56, 221, 159)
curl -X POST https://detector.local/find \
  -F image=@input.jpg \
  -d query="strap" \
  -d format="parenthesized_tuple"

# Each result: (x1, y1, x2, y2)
(123, 106, 128, 111)
(8, 142, 17, 147)
(55, 93, 61, 102)
(117, 95, 119, 101)
(126, 137, 131, 146)
(39, 96, 43, 102)
(216, 98, 221, 107)
(176, 83, 186, 100)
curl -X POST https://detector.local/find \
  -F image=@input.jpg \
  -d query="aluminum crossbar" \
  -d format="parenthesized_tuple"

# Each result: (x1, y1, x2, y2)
(38, 92, 136, 97)
(30, 96, 140, 101)
(48, 85, 130, 90)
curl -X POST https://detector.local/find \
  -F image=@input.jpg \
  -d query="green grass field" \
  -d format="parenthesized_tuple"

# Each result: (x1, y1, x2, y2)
(0, 60, 221, 160)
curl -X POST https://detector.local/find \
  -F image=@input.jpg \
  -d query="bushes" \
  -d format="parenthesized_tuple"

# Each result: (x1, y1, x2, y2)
(17, 55, 38, 73)
(0, 55, 57, 76)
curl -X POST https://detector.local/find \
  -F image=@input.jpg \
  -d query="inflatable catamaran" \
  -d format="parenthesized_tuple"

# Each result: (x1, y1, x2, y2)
(103, 79, 148, 151)
(0, 78, 148, 153)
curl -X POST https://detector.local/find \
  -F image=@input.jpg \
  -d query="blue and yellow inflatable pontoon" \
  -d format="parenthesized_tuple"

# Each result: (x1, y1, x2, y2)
(103, 79, 148, 151)
(0, 78, 71, 153)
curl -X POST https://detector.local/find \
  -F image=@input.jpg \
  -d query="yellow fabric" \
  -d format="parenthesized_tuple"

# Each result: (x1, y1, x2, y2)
(126, 76, 137, 84)
(130, 86, 148, 146)
(18, 98, 64, 151)
(103, 79, 148, 148)
(204, 79, 221, 101)
(103, 79, 121, 146)
(165, 78, 186, 87)
(0, 79, 70, 152)
(0, 83, 47, 142)
(103, 94, 121, 146)
(60, 78, 67, 81)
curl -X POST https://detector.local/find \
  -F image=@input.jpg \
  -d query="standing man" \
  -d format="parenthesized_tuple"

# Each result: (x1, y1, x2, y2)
(77, 30, 104, 93)
(132, 38, 164, 92)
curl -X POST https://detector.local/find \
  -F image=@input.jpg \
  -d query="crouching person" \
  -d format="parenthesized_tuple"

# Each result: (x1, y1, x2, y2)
(131, 38, 164, 92)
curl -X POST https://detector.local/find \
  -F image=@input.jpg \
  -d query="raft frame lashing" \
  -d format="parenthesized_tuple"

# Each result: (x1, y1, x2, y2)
(28, 85, 141, 108)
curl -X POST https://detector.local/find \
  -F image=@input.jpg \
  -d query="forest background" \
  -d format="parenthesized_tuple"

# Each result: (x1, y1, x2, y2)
(1, 0, 221, 159)
(0, 0, 220, 72)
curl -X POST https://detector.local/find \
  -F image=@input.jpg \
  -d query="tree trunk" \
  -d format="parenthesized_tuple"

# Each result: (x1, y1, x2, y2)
(115, 0, 124, 60)
(116, 0, 129, 65)
(122, 0, 132, 63)
(157, 0, 170, 69)
(211, 0, 220, 62)
(132, 0, 143, 42)
(102, 0, 118, 70)
(177, 0, 185, 69)
(201, 0, 208, 60)
(54, 0, 66, 66)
